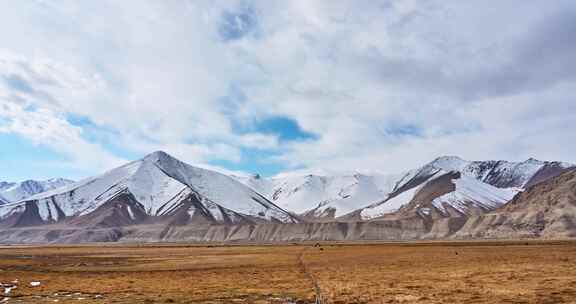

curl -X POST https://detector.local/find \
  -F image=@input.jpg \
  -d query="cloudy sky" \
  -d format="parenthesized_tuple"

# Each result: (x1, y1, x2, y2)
(1, 0, 575, 181)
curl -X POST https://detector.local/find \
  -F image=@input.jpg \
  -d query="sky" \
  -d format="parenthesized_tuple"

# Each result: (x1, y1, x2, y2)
(1, 0, 575, 181)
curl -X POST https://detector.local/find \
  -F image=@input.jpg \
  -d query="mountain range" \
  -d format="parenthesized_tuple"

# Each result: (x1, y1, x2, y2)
(0, 178, 73, 203)
(236, 156, 572, 220)
(0, 151, 574, 243)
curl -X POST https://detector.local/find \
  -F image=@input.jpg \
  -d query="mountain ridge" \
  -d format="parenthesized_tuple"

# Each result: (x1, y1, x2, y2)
(0, 152, 574, 243)
(237, 156, 574, 222)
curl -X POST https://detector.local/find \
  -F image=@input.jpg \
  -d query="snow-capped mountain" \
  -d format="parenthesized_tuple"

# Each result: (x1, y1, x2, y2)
(237, 173, 404, 218)
(349, 156, 573, 220)
(0, 153, 574, 243)
(0, 178, 74, 202)
(238, 156, 574, 221)
(427, 156, 573, 188)
(356, 171, 518, 220)
(0, 151, 298, 228)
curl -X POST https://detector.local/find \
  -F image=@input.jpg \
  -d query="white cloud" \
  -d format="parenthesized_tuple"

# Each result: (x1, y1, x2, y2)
(0, 101, 125, 170)
(231, 0, 576, 173)
(0, 0, 575, 178)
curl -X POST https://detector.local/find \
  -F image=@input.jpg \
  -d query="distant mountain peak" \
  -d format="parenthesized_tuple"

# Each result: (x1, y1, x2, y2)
(0, 178, 74, 203)
(524, 157, 544, 164)
(433, 155, 465, 162)
(143, 150, 173, 162)
(45, 177, 75, 184)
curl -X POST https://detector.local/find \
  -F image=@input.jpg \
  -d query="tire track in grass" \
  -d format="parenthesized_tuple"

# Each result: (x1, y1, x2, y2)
(297, 246, 324, 304)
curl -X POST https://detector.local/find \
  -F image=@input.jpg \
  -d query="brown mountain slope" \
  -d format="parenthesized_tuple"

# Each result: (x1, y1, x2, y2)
(455, 169, 576, 239)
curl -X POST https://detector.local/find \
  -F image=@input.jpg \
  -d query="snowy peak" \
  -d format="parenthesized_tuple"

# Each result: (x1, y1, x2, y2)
(429, 155, 469, 172)
(0, 178, 74, 202)
(1, 151, 298, 228)
(142, 150, 173, 165)
(146, 151, 297, 223)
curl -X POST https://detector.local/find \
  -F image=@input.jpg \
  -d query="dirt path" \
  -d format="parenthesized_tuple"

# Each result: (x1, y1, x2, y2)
(298, 246, 324, 304)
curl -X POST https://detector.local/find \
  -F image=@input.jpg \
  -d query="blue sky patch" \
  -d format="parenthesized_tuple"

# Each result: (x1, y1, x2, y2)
(0, 133, 75, 181)
(66, 113, 139, 161)
(209, 148, 285, 177)
(219, 84, 246, 117)
(252, 116, 317, 142)
(381, 123, 423, 138)
(219, 5, 258, 41)
(219, 85, 318, 143)
(3, 74, 35, 94)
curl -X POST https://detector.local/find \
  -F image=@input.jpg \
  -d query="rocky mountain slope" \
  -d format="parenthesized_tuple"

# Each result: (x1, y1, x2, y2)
(0, 151, 298, 234)
(455, 169, 576, 239)
(0, 178, 73, 202)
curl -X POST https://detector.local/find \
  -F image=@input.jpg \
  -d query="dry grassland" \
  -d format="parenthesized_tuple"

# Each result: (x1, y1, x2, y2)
(0, 241, 574, 303)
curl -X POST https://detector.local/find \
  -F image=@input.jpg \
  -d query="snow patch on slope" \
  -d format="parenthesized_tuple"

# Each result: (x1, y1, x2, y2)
(360, 186, 421, 220)
(432, 175, 518, 214)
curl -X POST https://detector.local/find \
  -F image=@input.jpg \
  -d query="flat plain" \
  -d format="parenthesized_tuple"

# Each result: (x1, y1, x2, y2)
(0, 241, 575, 303)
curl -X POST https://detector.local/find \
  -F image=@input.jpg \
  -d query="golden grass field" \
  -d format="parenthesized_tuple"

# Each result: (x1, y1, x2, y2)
(0, 241, 575, 303)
